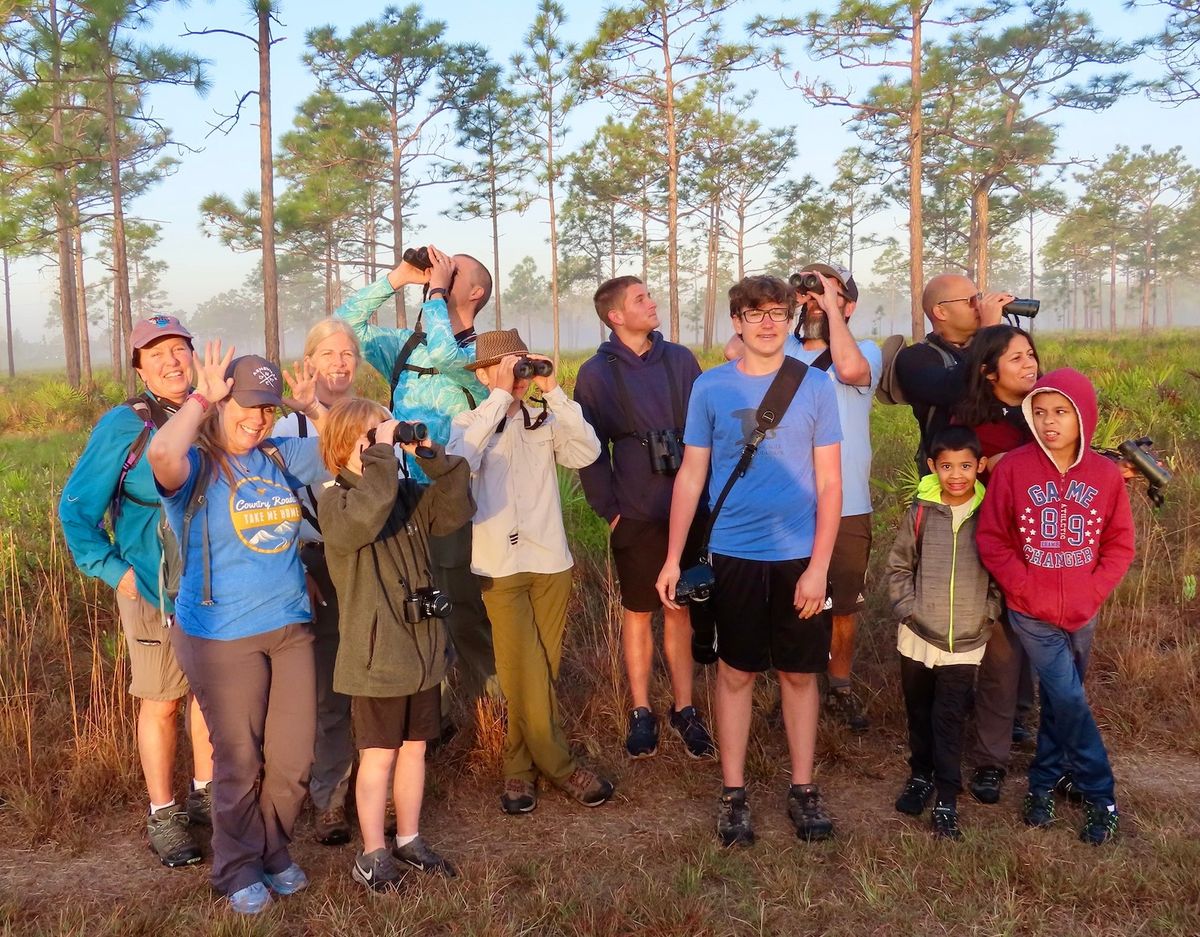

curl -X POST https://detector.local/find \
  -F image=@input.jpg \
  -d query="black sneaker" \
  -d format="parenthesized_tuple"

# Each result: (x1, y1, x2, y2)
(787, 784, 834, 841)
(1011, 717, 1035, 748)
(930, 802, 962, 840)
(625, 707, 659, 759)
(969, 765, 1005, 805)
(894, 775, 936, 816)
(669, 706, 715, 758)
(184, 782, 212, 827)
(146, 804, 203, 868)
(825, 687, 869, 732)
(1022, 792, 1056, 828)
(392, 835, 457, 878)
(1080, 801, 1119, 845)
(717, 788, 754, 847)
(352, 848, 404, 892)
(1054, 773, 1086, 806)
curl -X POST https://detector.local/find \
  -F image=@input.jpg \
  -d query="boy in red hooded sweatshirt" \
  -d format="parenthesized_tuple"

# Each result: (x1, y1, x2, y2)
(976, 368, 1135, 845)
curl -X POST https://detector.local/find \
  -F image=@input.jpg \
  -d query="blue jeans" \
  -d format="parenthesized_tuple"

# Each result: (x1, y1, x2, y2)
(1009, 610, 1114, 807)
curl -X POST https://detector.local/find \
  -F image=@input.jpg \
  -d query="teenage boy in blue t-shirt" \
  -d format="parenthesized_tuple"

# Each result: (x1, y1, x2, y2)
(657, 275, 843, 847)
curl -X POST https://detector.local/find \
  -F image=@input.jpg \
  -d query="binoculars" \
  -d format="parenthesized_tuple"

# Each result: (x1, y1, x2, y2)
(366, 421, 429, 447)
(514, 357, 553, 379)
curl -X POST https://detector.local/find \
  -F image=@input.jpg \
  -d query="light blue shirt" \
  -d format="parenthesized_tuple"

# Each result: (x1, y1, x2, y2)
(785, 335, 882, 517)
(684, 361, 842, 561)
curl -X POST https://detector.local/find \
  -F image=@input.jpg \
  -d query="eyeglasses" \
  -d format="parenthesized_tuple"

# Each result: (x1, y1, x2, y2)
(936, 292, 982, 308)
(737, 306, 793, 324)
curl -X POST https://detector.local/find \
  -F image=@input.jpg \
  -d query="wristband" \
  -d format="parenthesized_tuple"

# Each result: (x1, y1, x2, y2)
(427, 287, 448, 300)
(187, 392, 210, 412)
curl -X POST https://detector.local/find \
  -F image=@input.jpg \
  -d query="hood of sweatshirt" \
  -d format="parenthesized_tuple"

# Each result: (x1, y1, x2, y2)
(916, 471, 985, 515)
(597, 330, 667, 367)
(1021, 367, 1097, 473)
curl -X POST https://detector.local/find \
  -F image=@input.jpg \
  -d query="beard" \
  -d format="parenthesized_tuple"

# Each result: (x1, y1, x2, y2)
(797, 310, 831, 343)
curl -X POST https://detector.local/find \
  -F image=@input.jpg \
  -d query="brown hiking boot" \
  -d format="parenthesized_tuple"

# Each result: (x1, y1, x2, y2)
(314, 804, 351, 846)
(560, 767, 615, 808)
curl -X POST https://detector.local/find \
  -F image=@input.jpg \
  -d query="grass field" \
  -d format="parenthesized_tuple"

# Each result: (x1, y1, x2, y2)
(1, 331, 1199, 936)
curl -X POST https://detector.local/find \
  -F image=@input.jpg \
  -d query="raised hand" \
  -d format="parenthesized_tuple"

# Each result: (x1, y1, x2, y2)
(525, 353, 558, 394)
(283, 359, 320, 415)
(194, 340, 235, 403)
(427, 244, 457, 293)
(494, 354, 519, 395)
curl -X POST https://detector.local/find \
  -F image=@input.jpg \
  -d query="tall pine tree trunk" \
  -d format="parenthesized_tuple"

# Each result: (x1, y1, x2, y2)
(49, 0, 80, 387)
(390, 120, 407, 328)
(660, 12, 680, 343)
(2, 247, 13, 378)
(72, 208, 91, 388)
(907, 2, 925, 341)
(104, 64, 134, 394)
(258, 5, 280, 361)
(490, 166, 502, 329)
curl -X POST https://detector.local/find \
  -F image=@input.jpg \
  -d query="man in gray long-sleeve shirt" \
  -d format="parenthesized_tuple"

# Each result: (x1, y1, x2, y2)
(574, 276, 714, 761)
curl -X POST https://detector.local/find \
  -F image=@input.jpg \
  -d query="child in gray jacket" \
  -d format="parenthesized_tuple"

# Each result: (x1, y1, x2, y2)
(884, 426, 1000, 840)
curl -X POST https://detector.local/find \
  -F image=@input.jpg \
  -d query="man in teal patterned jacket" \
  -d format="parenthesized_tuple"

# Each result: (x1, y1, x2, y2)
(335, 243, 497, 700)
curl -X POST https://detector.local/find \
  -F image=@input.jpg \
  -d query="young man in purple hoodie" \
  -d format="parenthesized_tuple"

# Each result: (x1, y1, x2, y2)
(574, 277, 715, 760)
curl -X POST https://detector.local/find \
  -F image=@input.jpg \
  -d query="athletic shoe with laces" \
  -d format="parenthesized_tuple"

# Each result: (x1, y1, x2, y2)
(1022, 792, 1056, 828)
(787, 783, 834, 841)
(560, 766, 615, 807)
(1054, 773, 1086, 806)
(969, 765, 1006, 804)
(184, 781, 212, 827)
(1080, 801, 1119, 845)
(262, 862, 308, 895)
(894, 775, 936, 816)
(392, 835, 458, 877)
(500, 778, 537, 815)
(669, 705, 715, 758)
(625, 707, 659, 758)
(314, 803, 352, 846)
(930, 802, 963, 840)
(352, 847, 404, 892)
(717, 788, 754, 847)
(825, 687, 869, 732)
(147, 804, 202, 868)
(228, 881, 272, 914)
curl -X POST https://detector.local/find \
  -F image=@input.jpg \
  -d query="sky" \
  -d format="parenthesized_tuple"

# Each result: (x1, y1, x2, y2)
(5, 0, 1196, 352)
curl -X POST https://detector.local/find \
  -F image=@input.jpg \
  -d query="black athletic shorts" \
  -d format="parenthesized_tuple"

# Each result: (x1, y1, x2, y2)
(610, 515, 705, 613)
(828, 513, 872, 616)
(351, 685, 441, 750)
(711, 553, 832, 674)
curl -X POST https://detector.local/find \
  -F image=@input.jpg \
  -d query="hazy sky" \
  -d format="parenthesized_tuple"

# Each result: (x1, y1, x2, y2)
(5, 0, 1194, 347)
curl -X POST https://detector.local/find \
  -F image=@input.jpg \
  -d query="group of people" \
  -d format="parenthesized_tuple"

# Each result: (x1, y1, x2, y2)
(58, 244, 1137, 914)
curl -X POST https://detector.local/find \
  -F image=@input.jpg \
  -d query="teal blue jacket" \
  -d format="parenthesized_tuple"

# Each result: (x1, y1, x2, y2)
(335, 275, 485, 481)
(59, 396, 174, 614)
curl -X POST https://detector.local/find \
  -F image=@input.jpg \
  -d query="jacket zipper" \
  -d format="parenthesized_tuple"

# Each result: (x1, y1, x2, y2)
(948, 518, 958, 652)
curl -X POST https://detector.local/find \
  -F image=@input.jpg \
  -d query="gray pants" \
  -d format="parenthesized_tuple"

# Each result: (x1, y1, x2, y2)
(969, 610, 1027, 770)
(301, 543, 354, 812)
(430, 524, 496, 699)
(171, 623, 316, 896)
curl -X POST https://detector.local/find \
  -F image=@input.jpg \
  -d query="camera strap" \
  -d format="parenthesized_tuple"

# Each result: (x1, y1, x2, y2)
(606, 345, 684, 442)
(701, 356, 809, 551)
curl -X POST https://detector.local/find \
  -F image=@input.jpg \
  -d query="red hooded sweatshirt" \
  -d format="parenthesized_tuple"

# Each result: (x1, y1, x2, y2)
(976, 368, 1135, 631)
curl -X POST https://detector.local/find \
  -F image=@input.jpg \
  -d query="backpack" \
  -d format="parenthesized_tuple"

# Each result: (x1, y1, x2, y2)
(875, 334, 957, 406)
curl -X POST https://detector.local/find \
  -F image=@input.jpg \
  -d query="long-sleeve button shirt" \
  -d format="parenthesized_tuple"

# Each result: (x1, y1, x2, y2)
(447, 386, 601, 578)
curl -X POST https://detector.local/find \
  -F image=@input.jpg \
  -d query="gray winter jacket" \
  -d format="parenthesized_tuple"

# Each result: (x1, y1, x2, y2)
(884, 474, 1000, 653)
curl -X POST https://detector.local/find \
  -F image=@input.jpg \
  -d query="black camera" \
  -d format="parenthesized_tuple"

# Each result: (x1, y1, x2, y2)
(1119, 437, 1171, 507)
(402, 246, 432, 271)
(674, 562, 716, 604)
(1002, 298, 1040, 318)
(513, 357, 553, 379)
(366, 421, 429, 446)
(789, 271, 823, 295)
(403, 586, 452, 624)
(647, 429, 683, 476)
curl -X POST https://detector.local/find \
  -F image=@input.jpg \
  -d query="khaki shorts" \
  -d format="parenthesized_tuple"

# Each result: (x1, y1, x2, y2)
(116, 591, 189, 702)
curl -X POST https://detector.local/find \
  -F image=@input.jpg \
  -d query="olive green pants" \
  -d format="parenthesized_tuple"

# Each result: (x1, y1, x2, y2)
(479, 569, 575, 785)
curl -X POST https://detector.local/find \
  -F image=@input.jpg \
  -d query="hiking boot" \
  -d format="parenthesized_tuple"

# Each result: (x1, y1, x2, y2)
(500, 778, 537, 815)
(352, 848, 404, 892)
(669, 705, 715, 759)
(1022, 792, 1056, 828)
(625, 707, 659, 758)
(894, 775, 936, 816)
(787, 784, 834, 841)
(930, 802, 963, 840)
(825, 687, 869, 732)
(147, 804, 202, 868)
(185, 781, 212, 827)
(1054, 773, 1086, 806)
(263, 862, 308, 895)
(228, 881, 272, 914)
(314, 804, 352, 846)
(560, 767, 615, 807)
(1080, 802, 1119, 846)
(969, 765, 1006, 805)
(717, 788, 754, 847)
(392, 835, 457, 878)
(1012, 717, 1035, 749)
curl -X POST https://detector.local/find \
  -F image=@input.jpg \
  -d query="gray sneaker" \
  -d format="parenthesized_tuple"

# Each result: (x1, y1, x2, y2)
(147, 804, 202, 868)
(392, 835, 457, 878)
(352, 848, 404, 892)
(185, 782, 212, 827)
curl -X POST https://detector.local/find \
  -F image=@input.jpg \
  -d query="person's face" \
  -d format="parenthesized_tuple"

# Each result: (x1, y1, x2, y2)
(219, 399, 277, 455)
(927, 448, 983, 506)
(986, 335, 1038, 403)
(732, 301, 791, 357)
(935, 280, 982, 341)
(794, 286, 850, 341)
(615, 283, 659, 333)
(1030, 391, 1080, 461)
(134, 337, 193, 403)
(478, 359, 531, 399)
(306, 331, 358, 399)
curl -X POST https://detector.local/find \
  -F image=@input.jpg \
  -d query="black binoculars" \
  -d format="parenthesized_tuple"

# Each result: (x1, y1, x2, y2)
(402, 246, 432, 271)
(366, 421, 429, 447)
(1119, 437, 1171, 507)
(514, 357, 553, 379)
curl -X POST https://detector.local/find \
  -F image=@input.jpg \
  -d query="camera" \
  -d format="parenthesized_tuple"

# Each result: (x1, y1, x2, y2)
(1119, 437, 1171, 507)
(366, 421, 429, 446)
(646, 428, 683, 475)
(513, 357, 553, 379)
(1002, 298, 1040, 318)
(674, 562, 716, 604)
(403, 587, 453, 624)
(789, 271, 823, 295)
(402, 246, 432, 271)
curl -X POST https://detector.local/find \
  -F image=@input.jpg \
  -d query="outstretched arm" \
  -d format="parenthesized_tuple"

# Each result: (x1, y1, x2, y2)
(148, 341, 233, 492)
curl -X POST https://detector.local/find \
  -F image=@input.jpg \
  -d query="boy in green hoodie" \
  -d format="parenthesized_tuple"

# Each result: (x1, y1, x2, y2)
(884, 426, 1000, 839)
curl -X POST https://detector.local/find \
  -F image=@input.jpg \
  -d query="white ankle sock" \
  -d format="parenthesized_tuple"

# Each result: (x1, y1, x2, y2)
(149, 799, 176, 815)
(394, 833, 418, 848)
(192, 778, 210, 791)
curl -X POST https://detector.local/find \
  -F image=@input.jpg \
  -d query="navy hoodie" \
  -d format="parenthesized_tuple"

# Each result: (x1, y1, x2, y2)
(574, 331, 702, 523)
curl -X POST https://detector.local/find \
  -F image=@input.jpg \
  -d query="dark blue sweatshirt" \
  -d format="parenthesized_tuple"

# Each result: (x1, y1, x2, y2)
(573, 331, 701, 524)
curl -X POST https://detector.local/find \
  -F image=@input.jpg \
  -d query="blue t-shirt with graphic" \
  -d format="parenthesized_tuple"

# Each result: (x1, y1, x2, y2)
(159, 437, 325, 640)
(684, 360, 842, 561)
